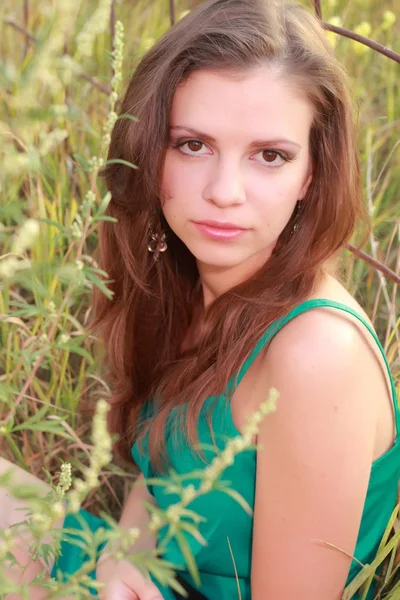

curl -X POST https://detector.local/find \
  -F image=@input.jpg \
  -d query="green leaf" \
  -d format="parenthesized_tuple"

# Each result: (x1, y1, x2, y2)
(6, 302, 42, 318)
(36, 218, 66, 232)
(95, 191, 112, 217)
(215, 484, 253, 517)
(382, 579, 400, 599)
(178, 522, 208, 546)
(56, 343, 93, 362)
(80, 124, 101, 138)
(73, 154, 91, 170)
(11, 404, 49, 431)
(175, 530, 200, 587)
(105, 158, 138, 170)
(97, 512, 119, 530)
(343, 526, 400, 599)
(21, 403, 49, 426)
(361, 503, 400, 599)
(142, 477, 175, 489)
(94, 215, 118, 223)
(64, 313, 85, 333)
(117, 113, 138, 123)
(0, 470, 14, 487)
(89, 266, 112, 278)
(13, 420, 73, 439)
(165, 574, 188, 597)
(84, 270, 113, 300)
(176, 508, 206, 525)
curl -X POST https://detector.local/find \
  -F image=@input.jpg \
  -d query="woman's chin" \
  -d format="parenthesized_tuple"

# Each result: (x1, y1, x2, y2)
(190, 248, 251, 270)
(188, 242, 274, 275)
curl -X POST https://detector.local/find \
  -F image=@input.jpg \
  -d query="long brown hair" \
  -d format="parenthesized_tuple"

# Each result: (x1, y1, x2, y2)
(91, 0, 368, 471)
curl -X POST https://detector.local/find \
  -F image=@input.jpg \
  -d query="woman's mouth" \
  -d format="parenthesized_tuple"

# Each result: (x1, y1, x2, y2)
(192, 220, 248, 241)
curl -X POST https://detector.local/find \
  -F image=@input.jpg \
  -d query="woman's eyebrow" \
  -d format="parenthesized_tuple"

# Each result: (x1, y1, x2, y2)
(169, 125, 302, 150)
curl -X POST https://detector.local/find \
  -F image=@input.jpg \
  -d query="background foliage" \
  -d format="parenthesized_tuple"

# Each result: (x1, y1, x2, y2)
(0, 0, 399, 598)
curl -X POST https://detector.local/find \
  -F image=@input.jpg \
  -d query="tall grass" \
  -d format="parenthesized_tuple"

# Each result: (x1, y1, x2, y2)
(0, 0, 399, 598)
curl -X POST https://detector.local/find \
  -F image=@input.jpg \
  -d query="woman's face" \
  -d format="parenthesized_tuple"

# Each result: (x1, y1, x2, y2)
(161, 66, 314, 276)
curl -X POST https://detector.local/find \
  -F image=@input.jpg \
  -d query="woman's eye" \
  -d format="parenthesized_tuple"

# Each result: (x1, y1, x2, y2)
(187, 140, 204, 152)
(176, 140, 209, 155)
(172, 141, 290, 166)
(257, 150, 287, 167)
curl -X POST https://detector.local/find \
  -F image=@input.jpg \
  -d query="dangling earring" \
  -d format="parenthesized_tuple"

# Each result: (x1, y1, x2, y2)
(147, 216, 168, 261)
(290, 200, 302, 237)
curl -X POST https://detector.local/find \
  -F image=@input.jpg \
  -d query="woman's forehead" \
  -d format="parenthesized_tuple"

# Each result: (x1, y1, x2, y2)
(170, 67, 314, 144)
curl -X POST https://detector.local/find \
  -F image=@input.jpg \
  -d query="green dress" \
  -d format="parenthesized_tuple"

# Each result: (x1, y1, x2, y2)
(52, 299, 400, 599)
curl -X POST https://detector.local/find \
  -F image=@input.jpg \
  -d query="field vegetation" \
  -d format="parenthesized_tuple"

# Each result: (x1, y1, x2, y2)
(0, 0, 399, 597)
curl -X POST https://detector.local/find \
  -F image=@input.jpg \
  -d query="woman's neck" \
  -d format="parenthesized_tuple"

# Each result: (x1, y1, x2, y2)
(197, 248, 273, 309)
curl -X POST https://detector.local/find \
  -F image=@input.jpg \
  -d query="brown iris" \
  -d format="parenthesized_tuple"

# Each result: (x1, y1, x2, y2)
(262, 150, 279, 162)
(187, 140, 203, 152)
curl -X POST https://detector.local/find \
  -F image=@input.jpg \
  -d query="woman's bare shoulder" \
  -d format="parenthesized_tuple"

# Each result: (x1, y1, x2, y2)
(309, 273, 372, 324)
(265, 274, 370, 362)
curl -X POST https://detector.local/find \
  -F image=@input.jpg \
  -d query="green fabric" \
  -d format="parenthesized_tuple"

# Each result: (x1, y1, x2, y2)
(50, 509, 110, 591)
(53, 299, 400, 600)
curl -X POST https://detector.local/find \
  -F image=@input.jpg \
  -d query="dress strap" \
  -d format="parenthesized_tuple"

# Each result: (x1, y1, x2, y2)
(228, 298, 399, 434)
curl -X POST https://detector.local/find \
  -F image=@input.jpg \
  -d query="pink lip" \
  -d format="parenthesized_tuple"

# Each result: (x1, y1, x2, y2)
(192, 220, 248, 241)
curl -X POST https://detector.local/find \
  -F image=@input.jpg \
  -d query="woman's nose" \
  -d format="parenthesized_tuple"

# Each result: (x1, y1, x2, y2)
(203, 158, 246, 208)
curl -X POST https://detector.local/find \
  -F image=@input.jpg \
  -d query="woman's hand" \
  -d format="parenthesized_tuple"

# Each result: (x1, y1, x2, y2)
(97, 554, 164, 600)
(100, 579, 163, 600)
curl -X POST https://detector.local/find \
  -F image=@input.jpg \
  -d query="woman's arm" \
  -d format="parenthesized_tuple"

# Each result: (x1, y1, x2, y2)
(0, 458, 69, 599)
(115, 473, 157, 552)
(96, 473, 163, 599)
(251, 309, 383, 600)
(97, 471, 157, 560)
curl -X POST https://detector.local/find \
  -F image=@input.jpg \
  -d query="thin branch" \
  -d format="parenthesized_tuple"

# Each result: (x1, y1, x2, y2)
(169, 0, 176, 26)
(322, 22, 400, 63)
(3, 18, 36, 43)
(384, 225, 400, 349)
(346, 243, 400, 286)
(78, 73, 111, 95)
(314, 0, 322, 20)
(3, 19, 111, 95)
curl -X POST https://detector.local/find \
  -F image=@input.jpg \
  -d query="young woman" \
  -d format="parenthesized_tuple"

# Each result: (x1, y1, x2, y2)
(1, 0, 399, 599)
